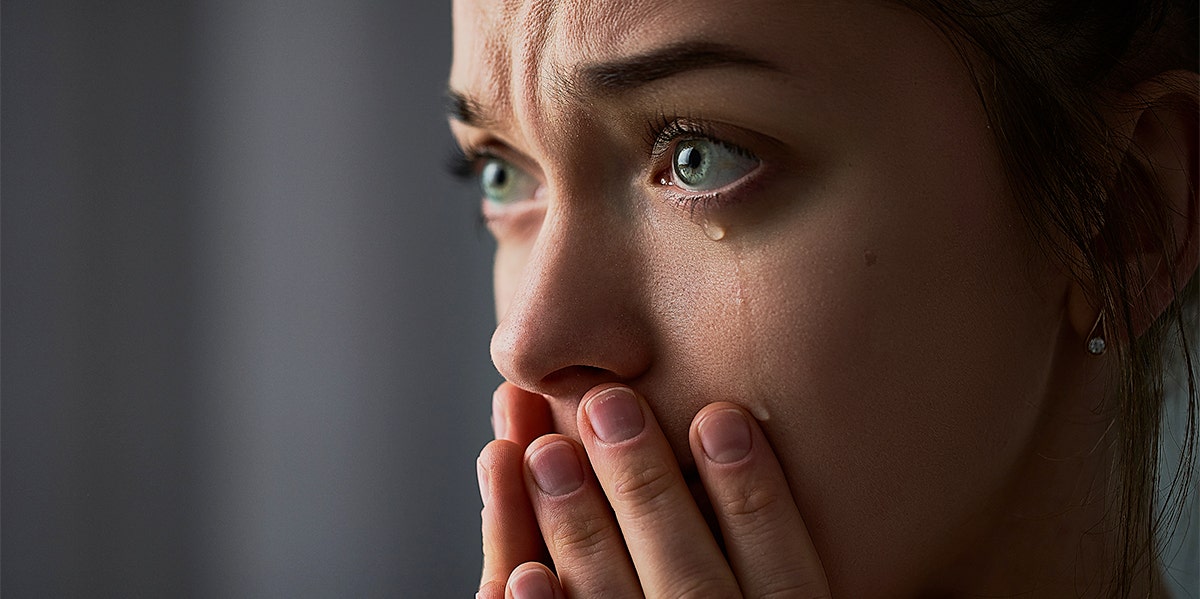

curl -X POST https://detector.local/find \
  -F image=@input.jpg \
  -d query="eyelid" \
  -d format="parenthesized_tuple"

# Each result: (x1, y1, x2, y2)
(646, 116, 760, 173)
(646, 116, 718, 160)
(452, 129, 545, 182)
(641, 115, 771, 220)
(646, 116, 759, 169)
(446, 145, 492, 181)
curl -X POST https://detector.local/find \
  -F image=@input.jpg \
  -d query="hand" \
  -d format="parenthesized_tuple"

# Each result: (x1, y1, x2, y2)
(477, 383, 555, 598)
(477, 383, 830, 598)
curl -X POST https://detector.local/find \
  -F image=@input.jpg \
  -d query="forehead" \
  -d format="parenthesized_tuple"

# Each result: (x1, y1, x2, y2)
(449, 0, 811, 120)
(451, 0, 656, 98)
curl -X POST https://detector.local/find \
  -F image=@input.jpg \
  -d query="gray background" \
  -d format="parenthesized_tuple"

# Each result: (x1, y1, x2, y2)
(3, 1, 1196, 598)
(4, 1, 498, 597)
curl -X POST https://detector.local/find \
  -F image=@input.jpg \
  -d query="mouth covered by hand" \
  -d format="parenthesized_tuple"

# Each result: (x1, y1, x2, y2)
(477, 381, 829, 598)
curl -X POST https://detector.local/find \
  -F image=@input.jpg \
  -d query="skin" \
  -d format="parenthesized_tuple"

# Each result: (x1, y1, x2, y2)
(450, 0, 1200, 596)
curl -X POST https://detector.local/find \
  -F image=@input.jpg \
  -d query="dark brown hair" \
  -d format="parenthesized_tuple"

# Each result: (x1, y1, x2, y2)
(905, 0, 1198, 594)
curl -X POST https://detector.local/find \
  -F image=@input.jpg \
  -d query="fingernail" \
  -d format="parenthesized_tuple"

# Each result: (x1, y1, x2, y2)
(529, 440, 584, 497)
(476, 458, 489, 506)
(698, 409, 752, 464)
(492, 391, 508, 440)
(510, 568, 554, 599)
(586, 387, 644, 443)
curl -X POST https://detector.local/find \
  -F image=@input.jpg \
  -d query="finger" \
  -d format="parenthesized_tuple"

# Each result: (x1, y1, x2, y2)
(494, 382, 554, 446)
(479, 439, 547, 590)
(524, 434, 643, 597)
(505, 562, 565, 599)
(578, 385, 740, 597)
(478, 580, 505, 599)
(690, 403, 830, 598)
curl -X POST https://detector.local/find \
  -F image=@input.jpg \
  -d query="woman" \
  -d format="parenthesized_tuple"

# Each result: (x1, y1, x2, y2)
(448, 0, 1198, 596)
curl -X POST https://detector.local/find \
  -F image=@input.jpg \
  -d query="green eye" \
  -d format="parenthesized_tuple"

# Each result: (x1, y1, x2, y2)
(480, 158, 538, 205)
(672, 139, 759, 192)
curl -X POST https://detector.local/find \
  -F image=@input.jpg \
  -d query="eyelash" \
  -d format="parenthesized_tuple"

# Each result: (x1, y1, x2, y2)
(643, 113, 756, 159)
(444, 147, 497, 233)
(445, 146, 489, 182)
(447, 114, 759, 217)
(642, 113, 759, 215)
(643, 113, 706, 157)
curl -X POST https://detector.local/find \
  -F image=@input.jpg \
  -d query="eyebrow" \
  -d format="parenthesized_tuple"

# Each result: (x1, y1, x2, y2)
(578, 40, 782, 93)
(447, 40, 782, 127)
(446, 89, 492, 128)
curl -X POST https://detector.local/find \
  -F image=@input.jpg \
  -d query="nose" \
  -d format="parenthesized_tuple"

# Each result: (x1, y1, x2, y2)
(490, 207, 653, 400)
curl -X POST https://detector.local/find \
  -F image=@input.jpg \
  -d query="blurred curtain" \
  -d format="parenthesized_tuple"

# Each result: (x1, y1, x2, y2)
(3, 1, 498, 597)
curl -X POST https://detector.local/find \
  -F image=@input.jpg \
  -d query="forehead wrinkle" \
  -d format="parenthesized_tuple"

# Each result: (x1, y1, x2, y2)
(452, 0, 514, 125)
(539, 1, 712, 107)
(454, 0, 682, 150)
(560, 0, 665, 57)
(506, 0, 564, 150)
(521, 1, 665, 119)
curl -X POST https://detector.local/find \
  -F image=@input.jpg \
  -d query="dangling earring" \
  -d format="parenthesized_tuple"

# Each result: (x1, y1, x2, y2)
(1086, 311, 1107, 355)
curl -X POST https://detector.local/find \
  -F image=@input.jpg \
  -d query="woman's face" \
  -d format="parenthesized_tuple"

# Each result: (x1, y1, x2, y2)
(451, 0, 1071, 593)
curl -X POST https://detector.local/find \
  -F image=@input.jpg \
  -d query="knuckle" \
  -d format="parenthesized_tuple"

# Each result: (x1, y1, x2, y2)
(759, 581, 831, 599)
(671, 576, 740, 599)
(720, 484, 783, 520)
(608, 460, 676, 509)
(548, 511, 619, 559)
(751, 564, 830, 599)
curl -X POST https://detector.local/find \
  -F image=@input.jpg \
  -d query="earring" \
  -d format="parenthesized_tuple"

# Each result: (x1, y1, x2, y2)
(1086, 311, 1107, 355)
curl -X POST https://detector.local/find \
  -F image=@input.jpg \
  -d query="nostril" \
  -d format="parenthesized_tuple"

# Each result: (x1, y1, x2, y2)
(536, 365, 623, 400)
(487, 244, 654, 399)
(488, 320, 527, 383)
(490, 310, 654, 398)
(490, 313, 621, 396)
(489, 324, 562, 393)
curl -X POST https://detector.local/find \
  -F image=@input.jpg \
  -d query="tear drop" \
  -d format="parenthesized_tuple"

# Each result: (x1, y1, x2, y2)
(750, 405, 770, 422)
(702, 220, 726, 241)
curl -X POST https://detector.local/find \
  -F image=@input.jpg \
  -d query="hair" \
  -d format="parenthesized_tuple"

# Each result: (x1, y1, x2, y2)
(901, 0, 1198, 595)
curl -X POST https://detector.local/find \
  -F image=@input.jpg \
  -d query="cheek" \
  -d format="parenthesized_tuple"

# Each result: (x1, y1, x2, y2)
(766, 196, 1058, 589)
(647, 134, 1064, 592)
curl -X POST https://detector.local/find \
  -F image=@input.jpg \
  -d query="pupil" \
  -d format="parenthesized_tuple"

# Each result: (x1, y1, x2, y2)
(489, 164, 508, 188)
(678, 145, 705, 173)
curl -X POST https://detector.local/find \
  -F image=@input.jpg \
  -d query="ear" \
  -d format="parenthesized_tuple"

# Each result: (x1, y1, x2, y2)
(1068, 70, 1199, 343)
